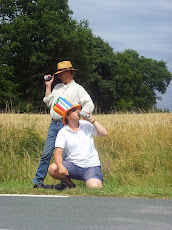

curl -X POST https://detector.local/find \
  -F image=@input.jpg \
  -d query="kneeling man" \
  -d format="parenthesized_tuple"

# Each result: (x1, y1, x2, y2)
(48, 97, 108, 189)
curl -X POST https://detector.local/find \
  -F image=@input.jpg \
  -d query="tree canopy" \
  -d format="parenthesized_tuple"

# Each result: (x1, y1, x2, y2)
(0, 0, 96, 110)
(91, 38, 171, 112)
(0, 0, 171, 112)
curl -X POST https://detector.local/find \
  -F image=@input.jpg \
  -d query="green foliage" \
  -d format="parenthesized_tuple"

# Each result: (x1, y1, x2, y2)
(91, 46, 172, 112)
(114, 50, 171, 111)
(0, 65, 19, 108)
(0, 0, 96, 111)
(0, 0, 171, 112)
(66, 20, 96, 89)
(90, 37, 118, 111)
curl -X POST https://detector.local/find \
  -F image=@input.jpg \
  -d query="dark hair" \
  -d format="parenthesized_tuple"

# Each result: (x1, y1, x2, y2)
(65, 117, 68, 124)
(65, 111, 70, 124)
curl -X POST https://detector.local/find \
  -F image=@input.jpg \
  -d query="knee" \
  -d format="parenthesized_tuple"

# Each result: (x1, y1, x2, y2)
(86, 178, 103, 189)
(48, 163, 58, 176)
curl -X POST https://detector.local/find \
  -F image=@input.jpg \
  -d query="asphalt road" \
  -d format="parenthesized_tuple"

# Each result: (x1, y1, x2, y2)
(0, 194, 172, 230)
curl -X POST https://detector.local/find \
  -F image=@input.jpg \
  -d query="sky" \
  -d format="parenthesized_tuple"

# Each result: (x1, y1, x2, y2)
(68, 0, 172, 112)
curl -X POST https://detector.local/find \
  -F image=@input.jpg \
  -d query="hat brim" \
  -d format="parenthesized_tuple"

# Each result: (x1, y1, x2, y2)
(54, 68, 77, 75)
(63, 104, 81, 125)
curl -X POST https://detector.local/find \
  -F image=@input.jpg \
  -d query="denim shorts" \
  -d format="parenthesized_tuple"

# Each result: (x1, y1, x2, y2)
(63, 161, 103, 183)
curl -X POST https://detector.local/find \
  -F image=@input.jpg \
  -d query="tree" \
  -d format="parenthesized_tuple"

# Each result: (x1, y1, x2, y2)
(0, 0, 96, 111)
(114, 50, 172, 111)
(0, 64, 19, 109)
(56, 20, 96, 90)
(1, 1, 171, 112)
(90, 44, 171, 112)
(90, 36, 118, 111)
(0, 0, 74, 110)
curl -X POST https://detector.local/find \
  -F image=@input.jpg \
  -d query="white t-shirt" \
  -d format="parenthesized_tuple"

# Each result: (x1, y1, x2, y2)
(43, 80, 94, 120)
(55, 120, 101, 168)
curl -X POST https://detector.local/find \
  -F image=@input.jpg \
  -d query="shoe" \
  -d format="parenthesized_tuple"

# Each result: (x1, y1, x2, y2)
(66, 183, 76, 189)
(54, 183, 76, 191)
(33, 183, 44, 189)
(33, 183, 54, 189)
(54, 184, 66, 191)
(43, 184, 54, 189)
(61, 180, 76, 189)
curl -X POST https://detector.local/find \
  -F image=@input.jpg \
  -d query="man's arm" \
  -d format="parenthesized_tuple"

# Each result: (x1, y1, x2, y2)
(89, 114, 108, 137)
(54, 147, 69, 176)
(43, 75, 55, 108)
(45, 75, 54, 97)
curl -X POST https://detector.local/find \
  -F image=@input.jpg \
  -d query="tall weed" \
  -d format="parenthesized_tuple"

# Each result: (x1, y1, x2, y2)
(0, 113, 172, 195)
(0, 114, 46, 183)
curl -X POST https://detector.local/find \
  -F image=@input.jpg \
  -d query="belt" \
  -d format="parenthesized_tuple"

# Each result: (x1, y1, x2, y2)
(52, 118, 63, 123)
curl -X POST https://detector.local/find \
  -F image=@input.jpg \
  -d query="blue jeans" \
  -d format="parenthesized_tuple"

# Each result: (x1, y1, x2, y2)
(32, 120, 64, 184)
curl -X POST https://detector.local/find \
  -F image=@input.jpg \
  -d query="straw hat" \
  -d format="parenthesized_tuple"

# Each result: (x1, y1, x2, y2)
(53, 97, 81, 124)
(54, 61, 77, 75)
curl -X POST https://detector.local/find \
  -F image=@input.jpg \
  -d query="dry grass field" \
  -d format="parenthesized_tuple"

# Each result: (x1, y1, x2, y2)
(0, 112, 172, 198)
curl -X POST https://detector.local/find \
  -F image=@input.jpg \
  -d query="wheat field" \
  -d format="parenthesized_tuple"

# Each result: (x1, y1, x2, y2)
(0, 112, 172, 197)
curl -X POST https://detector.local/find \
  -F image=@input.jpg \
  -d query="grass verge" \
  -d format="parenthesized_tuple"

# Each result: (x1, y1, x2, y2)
(0, 113, 172, 199)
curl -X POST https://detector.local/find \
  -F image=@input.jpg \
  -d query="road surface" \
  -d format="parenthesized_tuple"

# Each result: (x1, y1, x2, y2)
(0, 194, 171, 230)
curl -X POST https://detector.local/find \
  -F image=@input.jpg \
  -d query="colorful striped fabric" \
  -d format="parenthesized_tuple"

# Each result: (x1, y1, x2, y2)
(54, 97, 73, 112)
(53, 97, 81, 124)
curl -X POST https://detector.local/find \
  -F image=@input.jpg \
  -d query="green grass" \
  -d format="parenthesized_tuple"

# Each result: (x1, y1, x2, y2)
(0, 113, 172, 199)
(1, 181, 171, 199)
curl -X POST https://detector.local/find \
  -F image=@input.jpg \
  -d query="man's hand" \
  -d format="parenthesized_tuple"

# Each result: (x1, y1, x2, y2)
(45, 75, 54, 97)
(58, 165, 69, 176)
(45, 75, 54, 86)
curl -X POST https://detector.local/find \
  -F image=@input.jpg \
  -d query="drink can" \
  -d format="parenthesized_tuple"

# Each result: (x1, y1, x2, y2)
(44, 75, 52, 81)
(79, 111, 90, 120)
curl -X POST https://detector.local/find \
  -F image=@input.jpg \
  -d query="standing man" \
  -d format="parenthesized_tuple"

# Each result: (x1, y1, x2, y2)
(48, 98, 108, 189)
(32, 61, 94, 188)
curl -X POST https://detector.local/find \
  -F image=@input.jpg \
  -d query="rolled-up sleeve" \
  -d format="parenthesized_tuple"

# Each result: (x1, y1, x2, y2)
(78, 86, 94, 113)
(43, 93, 54, 108)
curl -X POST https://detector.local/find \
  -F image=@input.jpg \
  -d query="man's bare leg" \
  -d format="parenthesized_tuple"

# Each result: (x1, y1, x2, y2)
(86, 178, 102, 189)
(48, 163, 74, 185)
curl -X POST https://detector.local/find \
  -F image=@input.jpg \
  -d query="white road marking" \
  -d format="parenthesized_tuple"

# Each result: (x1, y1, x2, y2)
(0, 194, 69, 198)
